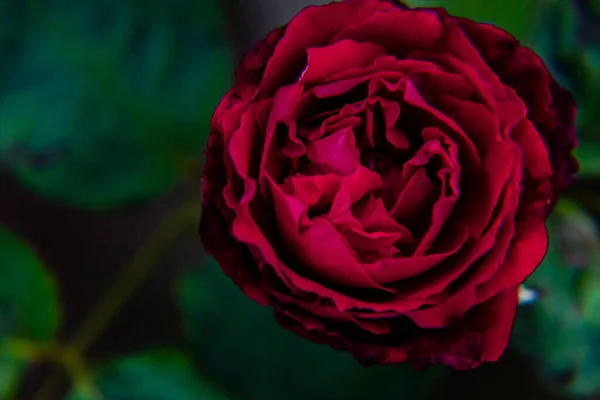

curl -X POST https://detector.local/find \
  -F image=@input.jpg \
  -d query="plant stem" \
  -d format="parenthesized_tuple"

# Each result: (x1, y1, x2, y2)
(32, 196, 200, 398)
(32, 371, 61, 400)
(0, 338, 99, 400)
(70, 199, 200, 352)
(31, 349, 100, 400)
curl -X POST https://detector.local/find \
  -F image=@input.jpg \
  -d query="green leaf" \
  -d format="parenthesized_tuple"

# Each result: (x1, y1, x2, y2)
(526, 0, 600, 178)
(65, 351, 228, 400)
(574, 146, 600, 179)
(0, 226, 61, 398)
(0, 0, 231, 209)
(0, 350, 27, 400)
(405, 0, 540, 40)
(512, 199, 600, 397)
(0, 226, 60, 341)
(177, 260, 446, 400)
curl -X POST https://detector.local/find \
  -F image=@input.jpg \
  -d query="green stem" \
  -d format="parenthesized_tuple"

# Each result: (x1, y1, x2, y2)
(70, 199, 199, 352)
(2, 338, 58, 400)
(0, 338, 100, 400)
(32, 372, 61, 400)
(31, 346, 101, 400)
(32, 196, 200, 398)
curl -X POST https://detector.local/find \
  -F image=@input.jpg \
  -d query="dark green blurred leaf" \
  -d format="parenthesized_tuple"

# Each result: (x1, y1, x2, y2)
(177, 260, 446, 400)
(0, 226, 60, 398)
(405, 0, 540, 40)
(575, 146, 600, 179)
(66, 351, 228, 400)
(528, 0, 600, 178)
(0, 0, 231, 209)
(512, 199, 600, 397)
(0, 350, 27, 400)
(0, 226, 60, 341)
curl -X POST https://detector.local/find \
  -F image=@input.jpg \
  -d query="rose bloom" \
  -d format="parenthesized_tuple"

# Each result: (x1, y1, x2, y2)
(200, 0, 577, 368)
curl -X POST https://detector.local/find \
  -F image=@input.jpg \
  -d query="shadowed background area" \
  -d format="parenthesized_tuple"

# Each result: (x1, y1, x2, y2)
(0, 0, 599, 399)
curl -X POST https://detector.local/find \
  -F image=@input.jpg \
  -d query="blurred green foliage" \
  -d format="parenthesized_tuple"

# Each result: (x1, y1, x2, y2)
(66, 351, 228, 400)
(0, 352, 26, 400)
(524, 0, 600, 177)
(0, 226, 61, 398)
(512, 1, 600, 395)
(0, 0, 231, 209)
(406, 0, 539, 40)
(177, 260, 447, 400)
(0, 227, 60, 341)
(513, 200, 600, 397)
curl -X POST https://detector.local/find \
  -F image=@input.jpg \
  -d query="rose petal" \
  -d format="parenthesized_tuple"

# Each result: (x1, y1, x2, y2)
(478, 288, 519, 361)
(457, 141, 518, 238)
(353, 195, 413, 238)
(340, 227, 402, 261)
(476, 215, 548, 303)
(511, 118, 553, 181)
(307, 126, 360, 175)
(363, 223, 469, 283)
(403, 80, 481, 170)
(259, 85, 305, 190)
(298, 217, 394, 289)
(227, 110, 259, 204)
(268, 175, 393, 290)
(433, 96, 503, 152)
(261, 0, 383, 94)
(282, 173, 340, 210)
(406, 286, 476, 328)
(200, 202, 270, 306)
(389, 168, 439, 224)
(403, 159, 520, 300)
(334, 8, 444, 56)
(440, 18, 506, 95)
(301, 40, 385, 85)
(326, 56, 441, 84)
(330, 166, 386, 213)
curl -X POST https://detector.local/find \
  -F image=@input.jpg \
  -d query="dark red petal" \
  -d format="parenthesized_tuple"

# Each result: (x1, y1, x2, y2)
(409, 51, 498, 109)
(511, 118, 553, 182)
(300, 40, 386, 85)
(407, 287, 518, 368)
(282, 173, 340, 209)
(406, 286, 476, 328)
(268, 174, 394, 290)
(476, 213, 548, 303)
(199, 201, 270, 306)
(236, 26, 287, 87)
(326, 56, 441, 84)
(306, 126, 360, 175)
(389, 168, 439, 223)
(403, 159, 521, 301)
(352, 195, 414, 243)
(362, 224, 469, 283)
(339, 227, 402, 261)
(227, 111, 260, 204)
(456, 17, 578, 203)
(258, 84, 305, 188)
(439, 17, 506, 95)
(333, 8, 444, 56)
(403, 80, 482, 170)
(458, 141, 519, 238)
(478, 287, 519, 362)
(260, 0, 383, 95)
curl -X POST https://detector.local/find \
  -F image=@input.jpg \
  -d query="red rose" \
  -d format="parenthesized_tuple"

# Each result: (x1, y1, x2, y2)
(200, 0, 577, 369)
